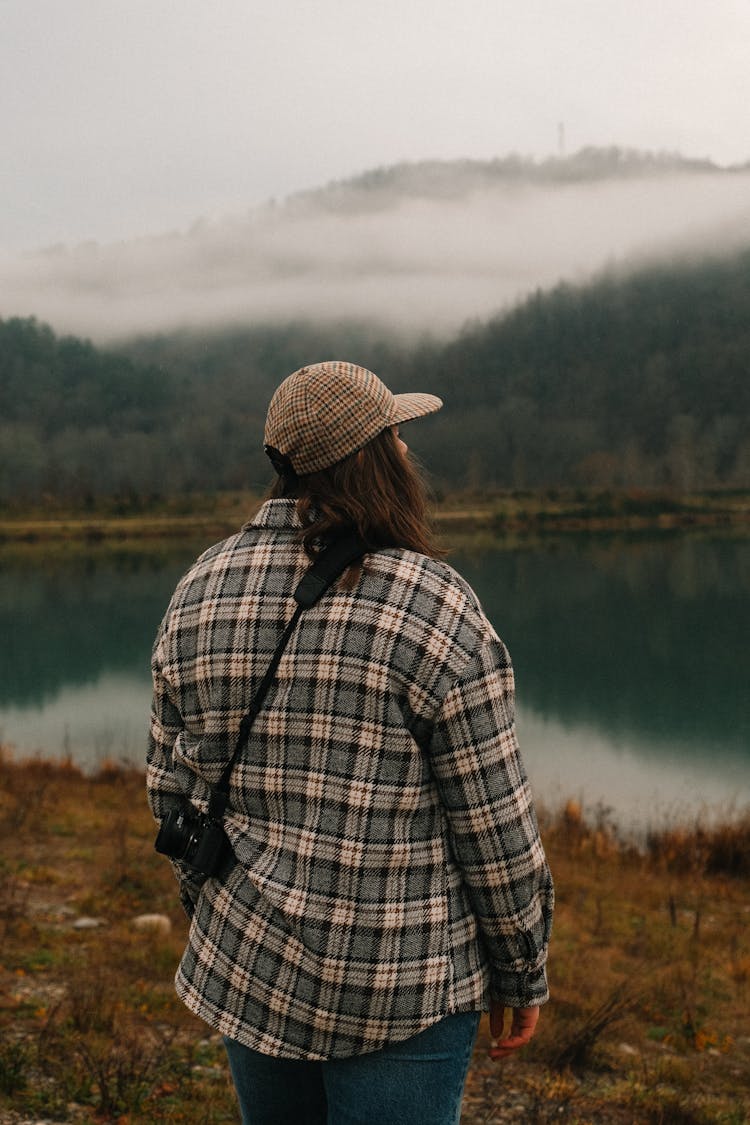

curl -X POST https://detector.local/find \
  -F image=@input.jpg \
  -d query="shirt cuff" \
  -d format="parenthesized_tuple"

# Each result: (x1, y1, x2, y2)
(491, 963, 549, 1008)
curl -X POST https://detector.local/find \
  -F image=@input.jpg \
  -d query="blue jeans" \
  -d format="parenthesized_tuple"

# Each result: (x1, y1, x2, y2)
(223, 1011, 481, 1125)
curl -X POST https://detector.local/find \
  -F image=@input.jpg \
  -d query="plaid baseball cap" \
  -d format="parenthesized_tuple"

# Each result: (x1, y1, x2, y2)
(264, 361, 442, 475)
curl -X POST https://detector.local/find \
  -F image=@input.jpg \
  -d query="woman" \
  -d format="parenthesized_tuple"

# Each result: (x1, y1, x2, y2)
(147, 360, 553, 1125)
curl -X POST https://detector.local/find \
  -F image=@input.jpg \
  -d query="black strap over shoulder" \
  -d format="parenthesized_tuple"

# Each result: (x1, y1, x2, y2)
(294, 532, 370, 608)
(207, 532, 367, 820)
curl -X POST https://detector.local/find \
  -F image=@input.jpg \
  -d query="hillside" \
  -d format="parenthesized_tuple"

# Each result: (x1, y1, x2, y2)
(2, 247, 750, 503)
(403, 251, 750, 489)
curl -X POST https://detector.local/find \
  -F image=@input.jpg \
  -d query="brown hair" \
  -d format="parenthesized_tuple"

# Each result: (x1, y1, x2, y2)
(270, 426, 443, 560)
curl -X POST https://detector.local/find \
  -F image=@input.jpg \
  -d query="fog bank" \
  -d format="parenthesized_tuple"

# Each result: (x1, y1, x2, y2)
(2, 165, 750, 340)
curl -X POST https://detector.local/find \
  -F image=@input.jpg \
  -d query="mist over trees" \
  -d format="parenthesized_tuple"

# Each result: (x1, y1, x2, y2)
(2, 248, 750, 505)
(405, 250, 750, 491)
(291, 147, 732, 214)
(3, 147, 750, 342)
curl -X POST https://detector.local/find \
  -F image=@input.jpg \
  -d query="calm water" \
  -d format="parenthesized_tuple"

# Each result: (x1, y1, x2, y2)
(2, 533, 748, 832)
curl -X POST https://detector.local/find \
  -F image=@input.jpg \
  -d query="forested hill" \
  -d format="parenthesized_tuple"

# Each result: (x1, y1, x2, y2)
(289, 148, 731, 213)
(405, 250, 750, 490)
(2, 248, 750, 504)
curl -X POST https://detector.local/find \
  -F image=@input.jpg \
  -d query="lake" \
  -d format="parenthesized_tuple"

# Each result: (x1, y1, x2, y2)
(2, 531, 748, 834)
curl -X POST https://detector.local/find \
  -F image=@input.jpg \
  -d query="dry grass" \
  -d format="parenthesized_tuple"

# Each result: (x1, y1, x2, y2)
(1, 757, 748, 1124)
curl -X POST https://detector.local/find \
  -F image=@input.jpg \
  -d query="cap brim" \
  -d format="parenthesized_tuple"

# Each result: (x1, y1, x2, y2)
(390, 392, 443, 426)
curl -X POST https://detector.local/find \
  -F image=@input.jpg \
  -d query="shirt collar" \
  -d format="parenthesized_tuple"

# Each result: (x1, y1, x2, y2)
(243, 498, 303, 531)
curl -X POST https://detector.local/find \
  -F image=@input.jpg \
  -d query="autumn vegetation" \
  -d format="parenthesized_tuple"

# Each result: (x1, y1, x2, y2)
(1, 753, 748, 1124)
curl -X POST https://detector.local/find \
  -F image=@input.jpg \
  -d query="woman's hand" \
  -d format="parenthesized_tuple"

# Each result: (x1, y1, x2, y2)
(489, 1002, 540, 1059)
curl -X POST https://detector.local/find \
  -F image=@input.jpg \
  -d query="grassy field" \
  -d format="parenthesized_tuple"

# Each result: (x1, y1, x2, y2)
(1, 488, 749, 545)
(1, 753, 748, 1124)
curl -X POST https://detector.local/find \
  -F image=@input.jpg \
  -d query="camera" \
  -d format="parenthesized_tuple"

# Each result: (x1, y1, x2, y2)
(155, 801, 231, 877)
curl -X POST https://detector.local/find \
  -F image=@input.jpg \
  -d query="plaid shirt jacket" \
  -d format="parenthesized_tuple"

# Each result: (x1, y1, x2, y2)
(147, 499, 553, 1060)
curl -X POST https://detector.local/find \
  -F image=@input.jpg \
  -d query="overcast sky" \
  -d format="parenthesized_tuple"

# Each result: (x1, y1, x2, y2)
(2, 0, 750, 255)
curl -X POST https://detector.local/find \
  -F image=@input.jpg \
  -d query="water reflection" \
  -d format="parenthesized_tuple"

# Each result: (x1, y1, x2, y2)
(452, 534, 750, 761)
(516, 706, 750, 833)
(0, 546, 192, 709)
(1, 533, 748, 827)
(0, 672, 151, 762)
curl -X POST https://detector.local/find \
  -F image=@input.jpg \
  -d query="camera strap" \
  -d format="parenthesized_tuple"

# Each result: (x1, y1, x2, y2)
(206, 532, 369, 822)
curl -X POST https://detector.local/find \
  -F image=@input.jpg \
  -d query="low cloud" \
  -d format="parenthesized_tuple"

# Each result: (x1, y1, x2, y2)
(2, 167, 750, 340)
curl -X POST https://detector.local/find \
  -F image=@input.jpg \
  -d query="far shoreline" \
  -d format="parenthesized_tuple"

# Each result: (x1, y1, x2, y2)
(1, 487, 749, 545)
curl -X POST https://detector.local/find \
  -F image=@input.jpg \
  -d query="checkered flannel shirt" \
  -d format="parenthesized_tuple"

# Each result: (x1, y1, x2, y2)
(147, 499, 553, 1060)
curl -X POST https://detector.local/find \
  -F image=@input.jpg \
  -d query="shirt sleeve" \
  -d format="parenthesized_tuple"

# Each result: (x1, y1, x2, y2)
(146, 636, 205, 918)
(427, 636, 554, 1007)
